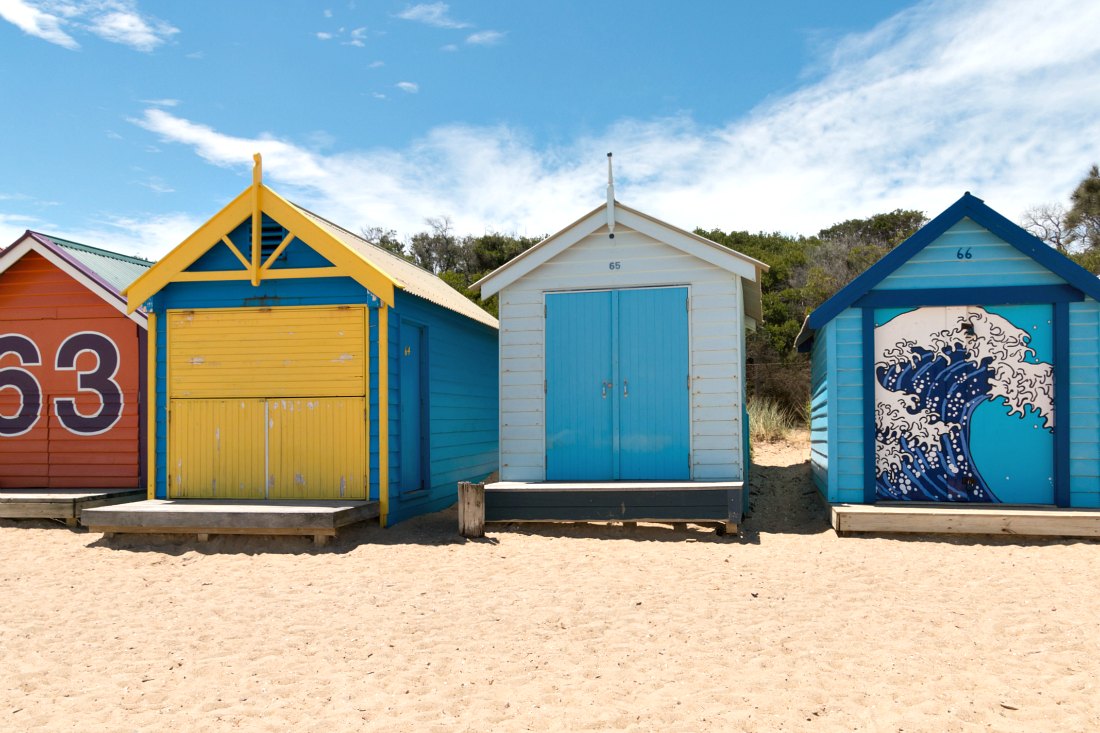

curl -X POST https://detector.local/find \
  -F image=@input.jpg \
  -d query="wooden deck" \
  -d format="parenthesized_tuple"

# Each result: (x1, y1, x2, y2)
(484, 480, 743, 532)
(831, 503, 1100, 538)
(0, 488, 145, 526)
(82, 499, 381, 545)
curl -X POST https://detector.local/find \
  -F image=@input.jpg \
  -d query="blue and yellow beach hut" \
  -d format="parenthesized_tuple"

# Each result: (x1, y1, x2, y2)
(122, 156, 498, 527)
(798, 193, 1100, 533)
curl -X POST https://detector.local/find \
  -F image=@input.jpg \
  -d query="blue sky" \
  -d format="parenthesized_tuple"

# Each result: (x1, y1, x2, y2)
(1, 0, 1099, 259)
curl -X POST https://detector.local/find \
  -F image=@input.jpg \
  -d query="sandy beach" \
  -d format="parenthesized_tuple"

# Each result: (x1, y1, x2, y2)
(1, 434, 1098, 732)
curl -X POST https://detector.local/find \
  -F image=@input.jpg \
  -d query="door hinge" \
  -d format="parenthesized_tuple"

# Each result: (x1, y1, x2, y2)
(687, 374, 691, 390)
(544, 379, 547, 394)
(686, 297, 690, 312)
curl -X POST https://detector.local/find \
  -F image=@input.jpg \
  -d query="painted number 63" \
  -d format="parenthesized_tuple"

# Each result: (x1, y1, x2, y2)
(956, 248, 973, 259)
(0, 332, 123, 438)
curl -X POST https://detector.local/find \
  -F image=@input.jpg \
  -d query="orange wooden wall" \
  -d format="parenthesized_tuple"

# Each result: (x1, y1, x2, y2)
(0, 251, 142, 488)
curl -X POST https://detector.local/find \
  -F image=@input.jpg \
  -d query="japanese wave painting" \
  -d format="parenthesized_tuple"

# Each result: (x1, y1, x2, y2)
(874, 305, 1054, 503)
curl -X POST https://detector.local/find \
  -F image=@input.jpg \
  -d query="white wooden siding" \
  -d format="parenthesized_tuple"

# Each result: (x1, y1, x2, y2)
(498, 224, 744, 481)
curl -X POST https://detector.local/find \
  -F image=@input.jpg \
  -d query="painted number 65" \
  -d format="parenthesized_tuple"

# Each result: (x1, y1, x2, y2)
(956, 248, 973, 259)
(0, 332, 123, 437)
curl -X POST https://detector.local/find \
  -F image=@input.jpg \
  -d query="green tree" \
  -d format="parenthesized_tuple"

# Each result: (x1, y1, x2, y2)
(1066, 164, 1100, 251)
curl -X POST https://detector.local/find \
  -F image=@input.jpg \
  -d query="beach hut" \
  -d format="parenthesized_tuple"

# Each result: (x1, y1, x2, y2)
(472, 159, 767, 531)
(83, 156, 497, 539)
(0, 231, 151, 523)
(798, 192, 1100, 537)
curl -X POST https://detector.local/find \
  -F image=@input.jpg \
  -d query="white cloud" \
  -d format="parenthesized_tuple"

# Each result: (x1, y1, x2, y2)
(372, 92, 386, 100)
(395, 81, 418, 94)
(465, 29, 504, 46)
(316, 31, 333, 40)
(344, 26, 366, 47)
(0, 0, 78, 48)
(440, 43, 457, 52)
(323, 8, 332, 18)
(63, 211, 204, 259)
(395, 2, 469, 29)
(87, 5, 178, 51)
(130, 0, 1100, 241)
(368, 60, 384, 68)
(0, 0, 177, 51)
(140, 97, 179, 107)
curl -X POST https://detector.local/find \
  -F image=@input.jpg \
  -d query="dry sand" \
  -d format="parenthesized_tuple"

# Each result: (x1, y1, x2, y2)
(1, 434, 1098, 732)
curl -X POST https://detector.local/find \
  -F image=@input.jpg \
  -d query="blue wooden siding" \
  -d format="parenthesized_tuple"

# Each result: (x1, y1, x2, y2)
(879, 219, 1065, 290)
(386, 289, 497, 524)
(809, 324, 829, 496)
(833, 308, 865, 503)
(1069, 299, 1100, 507)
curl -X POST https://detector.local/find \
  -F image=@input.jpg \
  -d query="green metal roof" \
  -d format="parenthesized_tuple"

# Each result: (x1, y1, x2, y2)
(36, 233, 153, 293)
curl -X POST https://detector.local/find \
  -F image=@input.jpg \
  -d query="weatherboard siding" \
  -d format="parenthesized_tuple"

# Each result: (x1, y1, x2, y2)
(1068, 299, 1100, 507)
(809, 322, 829, 496)
(879, 218, 1064, 290)
(498, 224, 745, 481)
(386, 290, 498, 524)
(833, 308, 865, 503)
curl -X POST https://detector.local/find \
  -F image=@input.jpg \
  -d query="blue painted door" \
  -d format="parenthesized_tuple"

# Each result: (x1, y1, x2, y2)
(546, 287, 689, 481)
(873, 304, 1054, 504)
(399, 321, 425, 494)
(546, 291, 615, 480)
(618, 288, 690, 479)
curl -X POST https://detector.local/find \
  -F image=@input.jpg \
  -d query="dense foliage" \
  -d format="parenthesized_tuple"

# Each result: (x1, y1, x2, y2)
(377, 208, 926, 417)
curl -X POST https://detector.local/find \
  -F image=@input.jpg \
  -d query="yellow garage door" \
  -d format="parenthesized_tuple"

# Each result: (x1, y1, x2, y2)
(167, 306, 368, 499)
(169, 399, 267, 499)
(268, 398, 366, 499)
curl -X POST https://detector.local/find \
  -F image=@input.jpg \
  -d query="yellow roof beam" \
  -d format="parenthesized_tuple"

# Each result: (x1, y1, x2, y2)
(122, 153, 397, 312)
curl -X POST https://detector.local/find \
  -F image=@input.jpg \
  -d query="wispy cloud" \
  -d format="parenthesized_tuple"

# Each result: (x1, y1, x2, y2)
(395, 81, 419, 94)
(396, 2, 469, 29)
(465, 29, 504, 46)
(440, 43, 457, 52)
(130, 0, 1100, 240)
(316, 31, 334, 40)
(0, 0, 177, 51)
(368, 60, 384, 68)
(140, 97, 179, 108)
(345, 26, 366, 47)
(63, 211, 204, 259)
(0, 0, 77, 48)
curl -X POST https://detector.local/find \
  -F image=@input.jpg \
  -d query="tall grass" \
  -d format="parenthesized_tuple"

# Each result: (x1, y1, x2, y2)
(747, 395, 798, 443)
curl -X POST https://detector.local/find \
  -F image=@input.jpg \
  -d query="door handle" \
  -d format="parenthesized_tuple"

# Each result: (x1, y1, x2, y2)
(623, 379, 629, 398)
(601, 380, 612, 399)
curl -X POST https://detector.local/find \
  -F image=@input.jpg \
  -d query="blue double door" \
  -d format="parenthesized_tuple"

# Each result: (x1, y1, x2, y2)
(545, 287, 690, 481)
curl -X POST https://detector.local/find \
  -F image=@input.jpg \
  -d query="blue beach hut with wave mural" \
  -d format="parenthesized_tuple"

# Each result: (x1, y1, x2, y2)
(797, 193, 1100, 537)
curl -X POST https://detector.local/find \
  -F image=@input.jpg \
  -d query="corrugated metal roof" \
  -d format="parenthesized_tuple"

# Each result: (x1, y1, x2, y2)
(33, 233, 153, 293)
(291, 204, 499, 329)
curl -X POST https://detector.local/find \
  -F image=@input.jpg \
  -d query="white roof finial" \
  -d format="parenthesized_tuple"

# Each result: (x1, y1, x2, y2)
(606, 152, 616, 239)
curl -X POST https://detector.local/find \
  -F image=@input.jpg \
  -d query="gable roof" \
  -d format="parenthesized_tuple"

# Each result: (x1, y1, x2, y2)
(0, 230, 152, 325)
(802, 192, 1100, 338)
(123, 164, 497, 329)
(471, 200, 769, 321)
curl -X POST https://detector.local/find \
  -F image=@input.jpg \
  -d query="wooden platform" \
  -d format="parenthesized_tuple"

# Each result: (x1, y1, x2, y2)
(484, 481, 743, 531)
(82, 499, 381, 545)
(0, 488, 145, 526)
(831, 503, 1100, 538)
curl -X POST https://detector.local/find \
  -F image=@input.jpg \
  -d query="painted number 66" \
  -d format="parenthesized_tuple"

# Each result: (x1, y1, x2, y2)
(0, 332, 123, 437)
(956, 248, 973, 259)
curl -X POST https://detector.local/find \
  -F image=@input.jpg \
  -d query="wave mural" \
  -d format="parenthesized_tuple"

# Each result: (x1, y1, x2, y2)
(874, 306, 1054, 502)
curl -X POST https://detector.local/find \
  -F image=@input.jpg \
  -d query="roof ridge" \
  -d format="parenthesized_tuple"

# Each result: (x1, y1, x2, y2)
(33, 231, 155, 266)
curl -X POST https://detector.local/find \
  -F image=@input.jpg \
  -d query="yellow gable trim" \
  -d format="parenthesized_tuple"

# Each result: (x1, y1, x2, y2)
(124, 186, 252, 312)
(123, 180, 397, 313)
